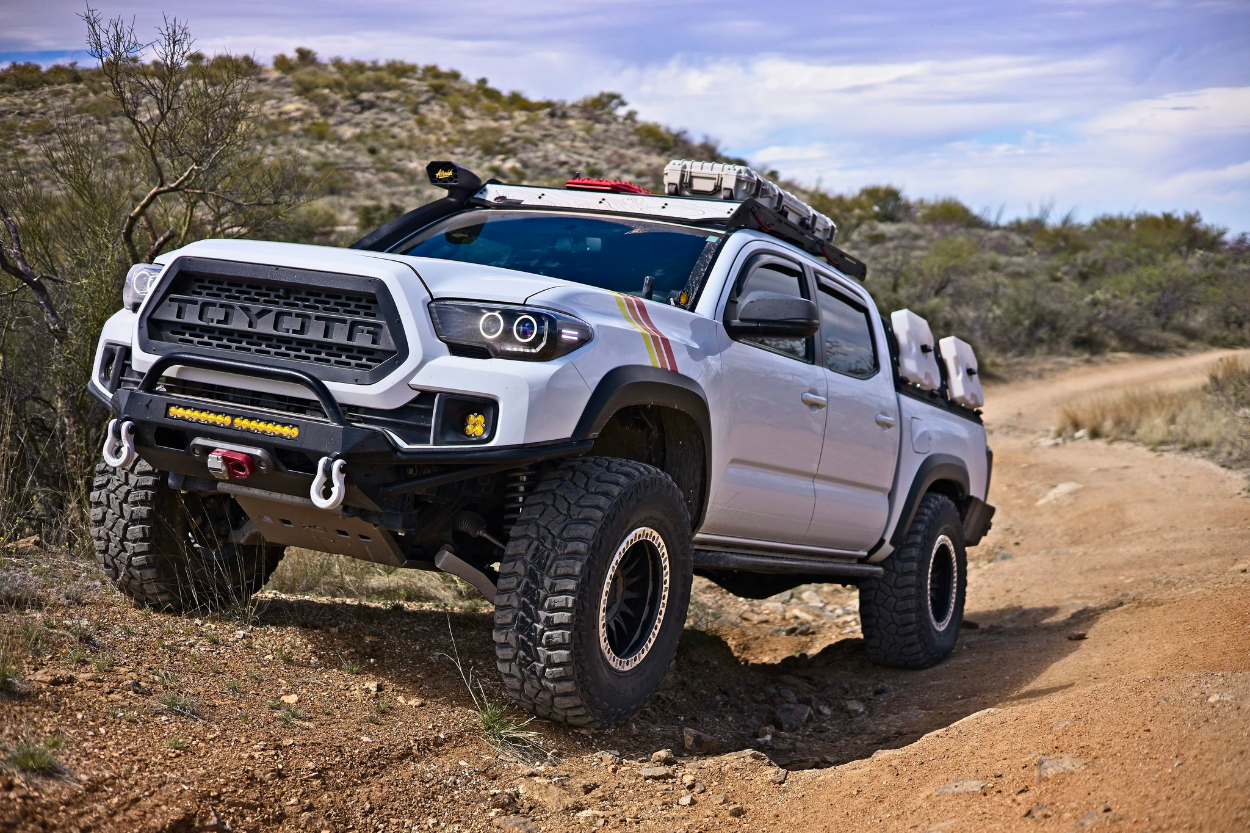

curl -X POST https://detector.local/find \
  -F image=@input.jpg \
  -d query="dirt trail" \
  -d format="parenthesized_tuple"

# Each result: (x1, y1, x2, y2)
(4, 352, 1250, 833)
(776, 349, 1250, 832)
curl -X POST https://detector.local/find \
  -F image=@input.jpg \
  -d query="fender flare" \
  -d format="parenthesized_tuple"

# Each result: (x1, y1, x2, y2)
(572, 365, 713, 526)
(887, 453, 970, 550)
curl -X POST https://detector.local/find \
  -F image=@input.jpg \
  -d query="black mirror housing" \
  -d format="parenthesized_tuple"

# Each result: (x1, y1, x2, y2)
(726, 290, 820, 338)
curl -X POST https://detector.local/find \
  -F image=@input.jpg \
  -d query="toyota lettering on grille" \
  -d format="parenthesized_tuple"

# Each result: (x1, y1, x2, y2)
(147, 295, 397, 351)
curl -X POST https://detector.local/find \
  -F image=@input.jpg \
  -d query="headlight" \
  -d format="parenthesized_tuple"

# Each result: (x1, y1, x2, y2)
(122, 263, 163, 311)
(429, 301, 593, 361)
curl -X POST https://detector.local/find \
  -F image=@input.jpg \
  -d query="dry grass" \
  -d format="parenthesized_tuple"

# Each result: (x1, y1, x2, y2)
(265, 548, 484, 607)
(1060, 357, 1250, 462)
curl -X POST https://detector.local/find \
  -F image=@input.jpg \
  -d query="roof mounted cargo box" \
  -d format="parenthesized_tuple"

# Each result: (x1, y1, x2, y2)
(939, 336, 983, 409)
(890, 310, 940, 390)
(663, 160, 838, 243)
(664, 160, 780, 204)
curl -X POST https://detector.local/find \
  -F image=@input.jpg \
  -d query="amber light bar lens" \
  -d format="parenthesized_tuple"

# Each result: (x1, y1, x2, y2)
(166, 405, 299, 439)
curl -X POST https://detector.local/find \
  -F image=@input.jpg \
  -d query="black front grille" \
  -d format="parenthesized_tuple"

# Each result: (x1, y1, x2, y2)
(184, 274, 383, 320)
(158, 321, 393, 372)
(140, 257, 407, 385)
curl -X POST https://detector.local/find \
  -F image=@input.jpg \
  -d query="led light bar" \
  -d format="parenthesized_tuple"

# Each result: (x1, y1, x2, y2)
(166, 405, 299, 439)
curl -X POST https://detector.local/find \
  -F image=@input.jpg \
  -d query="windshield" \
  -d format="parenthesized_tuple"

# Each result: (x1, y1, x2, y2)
(392, 210, 721, 304)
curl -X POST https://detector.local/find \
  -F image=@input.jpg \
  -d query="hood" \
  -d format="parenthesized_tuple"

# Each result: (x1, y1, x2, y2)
(156, 240, 566, 304)
(382, 254, 565, 303)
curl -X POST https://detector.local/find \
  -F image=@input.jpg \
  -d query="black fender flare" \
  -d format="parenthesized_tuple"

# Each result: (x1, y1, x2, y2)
(887, 453, 971, 550)
(573, 365, 713, 526)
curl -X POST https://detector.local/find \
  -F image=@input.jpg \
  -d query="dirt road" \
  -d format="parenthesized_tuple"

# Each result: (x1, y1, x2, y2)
(3, 351, 1249, 833)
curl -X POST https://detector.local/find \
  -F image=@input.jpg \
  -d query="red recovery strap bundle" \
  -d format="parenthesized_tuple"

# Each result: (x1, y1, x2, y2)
(565, 177, 652, 195)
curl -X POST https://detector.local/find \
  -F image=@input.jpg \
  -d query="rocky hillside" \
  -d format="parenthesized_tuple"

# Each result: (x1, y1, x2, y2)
(0, 52, 740, 247)
(2, 51, 1247, 361)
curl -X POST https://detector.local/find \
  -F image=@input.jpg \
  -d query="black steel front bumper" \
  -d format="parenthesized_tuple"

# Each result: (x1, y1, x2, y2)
(103, 351, 590, 506)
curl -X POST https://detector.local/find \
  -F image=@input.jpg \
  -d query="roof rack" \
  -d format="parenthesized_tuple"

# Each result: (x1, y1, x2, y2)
(350, 160, 867, 282)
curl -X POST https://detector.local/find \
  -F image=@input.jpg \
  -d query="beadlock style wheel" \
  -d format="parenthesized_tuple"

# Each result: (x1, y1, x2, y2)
(599, 527, 671, 672)
(927, 534, 958, 632)
(860, 492, 967, 669)
(493, 457, 693, 727)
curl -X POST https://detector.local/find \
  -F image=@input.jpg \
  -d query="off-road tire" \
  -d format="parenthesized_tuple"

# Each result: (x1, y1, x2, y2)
(493, 457, 693, 727)
(860, 492, 966, 669)
(90, 458, 285, 612)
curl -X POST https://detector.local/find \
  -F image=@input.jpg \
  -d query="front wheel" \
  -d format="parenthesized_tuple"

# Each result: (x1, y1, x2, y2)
(90, 458, 285, 612)
(493, 457, 693, 727)
(859, 492, 967, 669)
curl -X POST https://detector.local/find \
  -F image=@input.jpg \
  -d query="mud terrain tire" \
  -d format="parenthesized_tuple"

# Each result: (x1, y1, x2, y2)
(860, 492, 966, 669)
(90, 458, 285, 612)
(493, 457, 693, 727)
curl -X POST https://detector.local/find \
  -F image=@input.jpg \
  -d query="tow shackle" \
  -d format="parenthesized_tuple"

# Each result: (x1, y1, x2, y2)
(311, 456, 347, 510)
(102, 419, 137, 469)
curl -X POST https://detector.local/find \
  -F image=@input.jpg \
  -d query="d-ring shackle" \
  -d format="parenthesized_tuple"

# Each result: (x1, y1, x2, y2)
(102, 419, 138, 468)
(311, 456, 347, 510)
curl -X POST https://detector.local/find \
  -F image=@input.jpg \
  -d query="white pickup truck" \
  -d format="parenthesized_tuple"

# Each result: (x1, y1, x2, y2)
(88, 160, 994, 727)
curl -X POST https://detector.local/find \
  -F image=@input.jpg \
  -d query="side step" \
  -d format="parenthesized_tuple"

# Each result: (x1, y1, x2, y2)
(693, 549, 884, 581)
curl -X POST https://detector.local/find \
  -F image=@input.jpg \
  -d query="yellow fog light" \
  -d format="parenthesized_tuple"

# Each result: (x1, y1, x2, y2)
(464, 413, 486, 438)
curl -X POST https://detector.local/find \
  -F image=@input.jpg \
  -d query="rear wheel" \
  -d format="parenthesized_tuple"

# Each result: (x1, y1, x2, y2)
(493, 457, 693, 727)
(90, 458, 285, 612)
(859, 492, 966, 668)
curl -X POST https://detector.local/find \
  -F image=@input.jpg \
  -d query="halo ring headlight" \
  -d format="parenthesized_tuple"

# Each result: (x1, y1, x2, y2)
(513, 314, 538, 343)
(479, 310, 505, 339)
(429, 301, 592, 362)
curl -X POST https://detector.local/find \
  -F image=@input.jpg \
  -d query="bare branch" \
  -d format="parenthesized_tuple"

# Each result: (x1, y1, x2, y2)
(121, 162, 198, 263)
(145, 227, 177, 262)
(0, 202, 67, 341)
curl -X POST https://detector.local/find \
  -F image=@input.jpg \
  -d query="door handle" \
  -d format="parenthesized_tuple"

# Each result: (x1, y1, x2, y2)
(875, 413, 897, 429)
(801, 392, 828, 409)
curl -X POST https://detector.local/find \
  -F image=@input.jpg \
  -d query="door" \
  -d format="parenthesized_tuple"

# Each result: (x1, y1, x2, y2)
(702, 253, 827, 545)
(804, 277, 900, 551)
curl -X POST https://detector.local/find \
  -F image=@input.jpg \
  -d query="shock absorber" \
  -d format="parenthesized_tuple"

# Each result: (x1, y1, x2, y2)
(502, 465, 538, 532)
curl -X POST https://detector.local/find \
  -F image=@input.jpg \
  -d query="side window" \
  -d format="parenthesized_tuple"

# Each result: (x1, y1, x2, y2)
(726, 255, 812, 362)
(817, 283, 878, 378)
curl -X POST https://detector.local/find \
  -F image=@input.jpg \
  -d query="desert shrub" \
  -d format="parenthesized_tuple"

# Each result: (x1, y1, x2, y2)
(0, 570, 44, 610)
(1059, 357, 1250, 462)
(354, 202, 404, 232)
(273, 47, 320, 74)
(0, 13, 313, 547)
(576, 91, 627, 116)
(634, 123, 675, 152)
(266, 549, 482, 605)
(467, 125, 508, 157)
(916, 198, 983, 228)
(0, 62, 86, 92)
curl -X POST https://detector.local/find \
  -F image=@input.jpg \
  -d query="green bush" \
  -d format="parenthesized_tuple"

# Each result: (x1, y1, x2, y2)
(916, 198, 983, 228)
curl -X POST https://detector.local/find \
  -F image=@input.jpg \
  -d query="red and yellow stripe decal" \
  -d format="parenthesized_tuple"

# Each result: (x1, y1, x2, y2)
(614, 293, 678, 371)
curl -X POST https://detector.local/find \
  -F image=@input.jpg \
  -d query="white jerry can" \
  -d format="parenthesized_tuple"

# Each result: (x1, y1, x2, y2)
(938, 336, 983, 409)
(890, 310, 940, 391)
(663, 160, 779, 203)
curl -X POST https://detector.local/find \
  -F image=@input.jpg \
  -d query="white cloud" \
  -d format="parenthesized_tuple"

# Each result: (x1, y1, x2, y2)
(5, 1, 1249, 229)
(614, 53, 1118, 148)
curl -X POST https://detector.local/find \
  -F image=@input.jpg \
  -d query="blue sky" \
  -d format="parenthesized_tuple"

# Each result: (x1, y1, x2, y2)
(4, 1, 1250, 232)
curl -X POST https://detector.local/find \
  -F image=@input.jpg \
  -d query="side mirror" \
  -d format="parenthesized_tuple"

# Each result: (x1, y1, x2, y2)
(726, 290, 820, 338)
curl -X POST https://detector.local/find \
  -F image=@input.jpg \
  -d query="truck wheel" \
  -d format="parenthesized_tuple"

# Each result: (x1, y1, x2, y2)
(860, 492, 966, 669)
(493, 457, 693, 727)
(90, 458, 285, 612)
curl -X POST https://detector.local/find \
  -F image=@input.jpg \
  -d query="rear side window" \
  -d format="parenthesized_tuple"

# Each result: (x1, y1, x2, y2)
(817, 284, 878, 378)
(728, 255, 812, 362)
